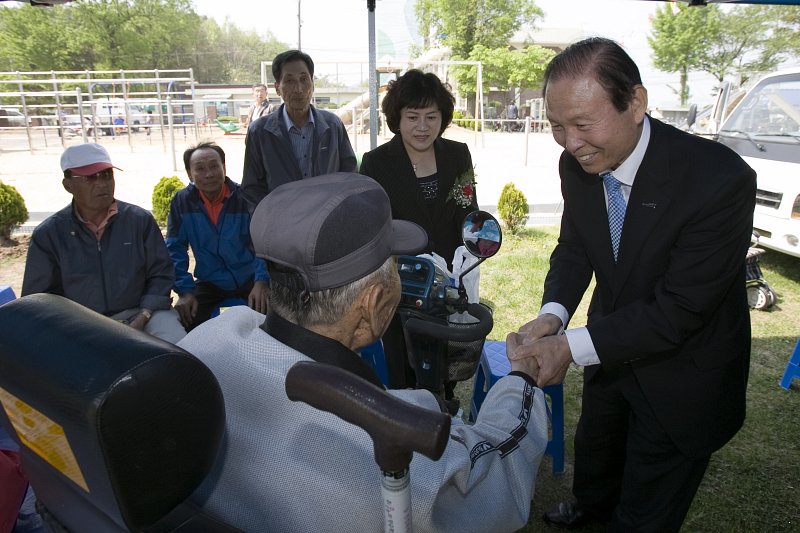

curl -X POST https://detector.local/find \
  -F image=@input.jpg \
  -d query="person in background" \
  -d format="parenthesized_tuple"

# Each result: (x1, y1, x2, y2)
(241, 50, 356, 207)
(244, 83, 273, 130)
(506, 101, 519, 131)
(510, 37, 755, 531)
(22, 143, 186, 344)
(166, 142, 269, 331)
(359, 69, 478, 390)
(179, 172, 548, 533)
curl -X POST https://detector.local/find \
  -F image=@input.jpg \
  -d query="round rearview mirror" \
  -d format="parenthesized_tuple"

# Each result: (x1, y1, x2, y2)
(462, 210, 502, 258)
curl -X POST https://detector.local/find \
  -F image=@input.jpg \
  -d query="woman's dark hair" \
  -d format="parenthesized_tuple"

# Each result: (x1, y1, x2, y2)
(543, 37, 642, 113)
(183, 142, 225, 174)
(381, 69, 455, 136)
(272, 50, 315, 83)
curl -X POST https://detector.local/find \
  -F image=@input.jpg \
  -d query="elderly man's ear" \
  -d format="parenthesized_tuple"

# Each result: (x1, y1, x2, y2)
(352, 281, 399, 349)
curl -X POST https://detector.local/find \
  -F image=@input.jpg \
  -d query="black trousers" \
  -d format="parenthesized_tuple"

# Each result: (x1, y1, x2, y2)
(187, 280, 253, 331)
(573, 364, 710, 533)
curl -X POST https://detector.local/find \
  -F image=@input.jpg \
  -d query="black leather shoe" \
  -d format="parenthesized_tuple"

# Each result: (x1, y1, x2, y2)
(542, 501, 597, 529)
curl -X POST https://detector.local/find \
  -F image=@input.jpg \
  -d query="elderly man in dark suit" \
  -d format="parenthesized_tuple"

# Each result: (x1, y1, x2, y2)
(509, 37, 756, 532)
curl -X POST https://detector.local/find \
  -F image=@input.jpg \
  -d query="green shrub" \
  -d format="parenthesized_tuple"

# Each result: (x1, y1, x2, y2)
(497, 182, 529, 235)
(0, 181, 28, 241)
(151, 176, 184, 227)
(216, 115, 238, 123)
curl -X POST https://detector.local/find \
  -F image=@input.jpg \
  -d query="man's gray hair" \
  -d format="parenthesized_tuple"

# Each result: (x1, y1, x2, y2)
(269, 256, 396, 327)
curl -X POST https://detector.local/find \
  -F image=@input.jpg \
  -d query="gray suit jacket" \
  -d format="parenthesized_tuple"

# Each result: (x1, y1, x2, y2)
(241, 104, 357, 207)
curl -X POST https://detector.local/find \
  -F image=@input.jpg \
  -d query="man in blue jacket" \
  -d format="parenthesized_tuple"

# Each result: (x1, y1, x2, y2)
(241, 49, 357, 207)
(167, 142, 269, 330)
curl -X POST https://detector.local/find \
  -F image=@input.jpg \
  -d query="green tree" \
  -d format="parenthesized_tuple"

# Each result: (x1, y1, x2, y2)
(649, 3, 720, 106)
(0, 4, 71, 71)
(695, 5, 779, 85)
(414, 0, 543, 59)
(0, 1, 287, 84)
(454, 44, 553, 102)
(754, 5, 800, 72)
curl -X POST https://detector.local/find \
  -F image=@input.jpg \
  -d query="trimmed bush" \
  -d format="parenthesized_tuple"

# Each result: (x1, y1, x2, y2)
(497, 182, 529, 235)
(0, 181, 28, 241)
(151, 176, 184, 227)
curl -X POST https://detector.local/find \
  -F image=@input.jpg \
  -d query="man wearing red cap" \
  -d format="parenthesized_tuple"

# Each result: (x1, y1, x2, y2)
(22, 143, 186, 344)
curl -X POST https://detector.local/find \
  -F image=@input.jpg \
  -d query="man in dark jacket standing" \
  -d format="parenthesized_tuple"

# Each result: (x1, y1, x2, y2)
(22, 143, 186, 344)
(167, 142, 268, 330)
(241, 49, 357, 207)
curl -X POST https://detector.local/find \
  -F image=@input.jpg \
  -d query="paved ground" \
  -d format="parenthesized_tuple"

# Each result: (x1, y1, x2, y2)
(0, 123, 566, 231)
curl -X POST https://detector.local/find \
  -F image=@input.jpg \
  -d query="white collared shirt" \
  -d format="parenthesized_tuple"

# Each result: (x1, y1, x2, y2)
(540, 117, 652, 367)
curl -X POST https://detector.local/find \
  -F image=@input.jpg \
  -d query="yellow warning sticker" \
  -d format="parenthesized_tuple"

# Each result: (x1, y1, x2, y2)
(0, 386, 88, 492)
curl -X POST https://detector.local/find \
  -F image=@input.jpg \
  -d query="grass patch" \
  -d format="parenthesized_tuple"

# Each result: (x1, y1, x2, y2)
(464, 226, 800, 532)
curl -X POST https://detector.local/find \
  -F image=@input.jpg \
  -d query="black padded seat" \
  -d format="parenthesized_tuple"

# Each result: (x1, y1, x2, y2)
(0, 294, 234, 532)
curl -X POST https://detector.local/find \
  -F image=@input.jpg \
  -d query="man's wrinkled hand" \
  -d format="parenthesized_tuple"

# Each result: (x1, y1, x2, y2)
(126, 313, 148, 332)
(249, 281, 269, 314)
(517, 313, 562, 344)
(175, 293, 198, 328)
(506, 332, 540, 381)
(508, 332, 573, 387)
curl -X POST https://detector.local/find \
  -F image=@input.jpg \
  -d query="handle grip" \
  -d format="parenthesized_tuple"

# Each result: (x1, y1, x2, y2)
(285, 361, 450, 472)
(404, 303, 493, 343)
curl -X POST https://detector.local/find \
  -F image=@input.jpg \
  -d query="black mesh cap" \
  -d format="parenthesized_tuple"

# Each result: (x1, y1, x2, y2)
(250, 173, 428, 291)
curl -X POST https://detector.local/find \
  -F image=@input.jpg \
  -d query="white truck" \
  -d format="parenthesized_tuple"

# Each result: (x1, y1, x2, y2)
(690, 68, 800, 258)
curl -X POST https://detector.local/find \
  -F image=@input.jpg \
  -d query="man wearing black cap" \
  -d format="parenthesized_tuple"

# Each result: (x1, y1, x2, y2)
(22, 143, 186, 344)
(178, 172, 548, 532)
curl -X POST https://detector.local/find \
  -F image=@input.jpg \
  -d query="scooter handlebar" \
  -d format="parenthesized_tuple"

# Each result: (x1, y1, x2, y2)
(285, 361, 451, 473)
(403, 303, 493, 343)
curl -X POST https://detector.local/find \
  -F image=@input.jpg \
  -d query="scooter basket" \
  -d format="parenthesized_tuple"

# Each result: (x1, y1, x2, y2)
(445, 305, 492, 382)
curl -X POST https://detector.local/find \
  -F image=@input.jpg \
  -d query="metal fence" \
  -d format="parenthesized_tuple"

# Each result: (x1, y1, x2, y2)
(0, 69, 198, 153)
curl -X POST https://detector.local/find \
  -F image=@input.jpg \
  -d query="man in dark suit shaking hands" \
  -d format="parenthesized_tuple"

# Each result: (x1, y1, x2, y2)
(509, 37, 756, 532)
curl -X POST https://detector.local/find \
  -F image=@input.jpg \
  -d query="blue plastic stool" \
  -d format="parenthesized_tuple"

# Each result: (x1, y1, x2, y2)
(470, 340, 565, 475)
(209, 298, 248, 318)
(0, 285, 16, 306)
(358, 340, 390, 386)
(780, 338, 800, 390)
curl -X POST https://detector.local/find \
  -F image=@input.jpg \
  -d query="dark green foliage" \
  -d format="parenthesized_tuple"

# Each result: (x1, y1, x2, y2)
(0, 182, 28, 241)
(151, 175, 184, 227)
(497, 182, 528, 235)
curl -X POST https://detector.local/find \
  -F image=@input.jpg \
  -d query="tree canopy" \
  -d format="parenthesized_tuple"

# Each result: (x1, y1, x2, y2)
(0, 0, 287, 84)
(649, 3, 800, 106)
(455, 43, 554, 100)
(414, 0, 543, 60)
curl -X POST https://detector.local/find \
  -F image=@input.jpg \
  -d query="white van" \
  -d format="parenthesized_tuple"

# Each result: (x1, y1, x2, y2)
(88, 97, 152, 132)
(691, 68, 800, 258)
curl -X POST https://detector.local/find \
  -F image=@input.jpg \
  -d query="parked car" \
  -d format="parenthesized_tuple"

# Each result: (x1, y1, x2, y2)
(688, 68, 800, 259)
(0, 109, 28, 128)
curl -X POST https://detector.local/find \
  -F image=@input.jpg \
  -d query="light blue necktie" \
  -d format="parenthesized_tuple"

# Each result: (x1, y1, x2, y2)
(602, 171, 627, 261)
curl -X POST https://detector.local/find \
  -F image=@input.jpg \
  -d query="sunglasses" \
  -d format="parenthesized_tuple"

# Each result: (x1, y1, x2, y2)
(70, 169, 114, 183)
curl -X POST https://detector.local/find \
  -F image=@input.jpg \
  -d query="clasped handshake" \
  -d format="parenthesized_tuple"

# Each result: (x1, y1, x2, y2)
(507, 313, 573, 388)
